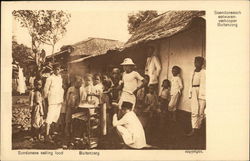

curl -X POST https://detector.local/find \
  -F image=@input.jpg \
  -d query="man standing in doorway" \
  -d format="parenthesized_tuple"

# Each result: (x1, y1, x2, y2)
(144, 45, 162, 93)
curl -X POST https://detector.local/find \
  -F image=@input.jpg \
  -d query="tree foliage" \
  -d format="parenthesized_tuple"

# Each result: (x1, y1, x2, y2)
(12, 40, 33, 68)
(12, 10, 71, 55)
(128, 10, 158, 34)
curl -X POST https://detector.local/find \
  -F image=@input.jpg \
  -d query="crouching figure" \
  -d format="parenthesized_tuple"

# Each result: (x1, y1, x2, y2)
(112, 101, 147, 149)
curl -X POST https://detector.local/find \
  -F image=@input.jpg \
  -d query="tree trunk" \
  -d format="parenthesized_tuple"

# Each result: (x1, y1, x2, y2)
(52, 45, 55, 63)
(32, 36, 40, 71)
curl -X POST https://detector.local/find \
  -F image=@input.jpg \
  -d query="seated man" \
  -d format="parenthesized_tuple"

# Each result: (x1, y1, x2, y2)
(112, 101, 146, 149)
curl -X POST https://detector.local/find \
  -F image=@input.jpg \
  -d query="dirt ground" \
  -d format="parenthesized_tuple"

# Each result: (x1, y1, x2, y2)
(12, 95, 206, 150)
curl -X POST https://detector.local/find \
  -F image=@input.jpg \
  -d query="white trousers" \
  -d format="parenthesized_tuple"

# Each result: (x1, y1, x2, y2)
(116, 125, 134, 145)
(190, 87, 206, 129)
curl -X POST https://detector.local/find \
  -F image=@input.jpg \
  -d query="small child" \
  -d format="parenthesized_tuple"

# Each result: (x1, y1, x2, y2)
(65, 76, 81, 137)
(30, 78, 44, 141)
(100, 74, 113, 134)
(79, 74, 95, 105)
(101, 74, 113, 107)
(144, 84, 158, 113)
(102, 74, 112, 92)
(93, 74, 104, 95)
(136, 75, 150, 113)
(168, 66, 183, 122)
(143, 84, 158, 136)
(158, 79, 171, 113)
(110, 68, 122, 103)
(92, 74, 104, 105)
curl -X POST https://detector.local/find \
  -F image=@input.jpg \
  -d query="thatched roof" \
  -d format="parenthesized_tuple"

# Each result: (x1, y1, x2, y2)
(70, 37, 124, 56)
(125, 11, 205, 48)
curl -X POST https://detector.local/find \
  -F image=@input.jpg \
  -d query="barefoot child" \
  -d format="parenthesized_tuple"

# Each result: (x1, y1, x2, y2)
(30, 78, 44, 140)
(65, 76, 81, 137)
(136, 75, 150, 113)
(144, 84, 158, 113)
(168, 66, 183, 122)
(158, 79, 170, 113)
(143, 84, 158, 135)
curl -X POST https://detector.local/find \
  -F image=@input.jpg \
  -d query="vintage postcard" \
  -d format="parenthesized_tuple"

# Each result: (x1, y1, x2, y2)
(1, 1, 249, 161)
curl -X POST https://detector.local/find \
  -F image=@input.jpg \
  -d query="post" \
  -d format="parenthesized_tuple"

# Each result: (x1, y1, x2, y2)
(100, 103, 107, 136)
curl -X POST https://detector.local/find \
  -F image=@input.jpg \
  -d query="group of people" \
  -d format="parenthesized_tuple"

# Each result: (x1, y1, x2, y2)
(27, 54, 206, 149)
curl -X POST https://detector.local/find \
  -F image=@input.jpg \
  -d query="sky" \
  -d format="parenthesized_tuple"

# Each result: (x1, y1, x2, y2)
(12, 11, 131, 55)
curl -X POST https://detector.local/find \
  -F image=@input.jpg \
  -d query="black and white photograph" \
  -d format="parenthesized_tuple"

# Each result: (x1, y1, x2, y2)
(11, 10, 206, 150)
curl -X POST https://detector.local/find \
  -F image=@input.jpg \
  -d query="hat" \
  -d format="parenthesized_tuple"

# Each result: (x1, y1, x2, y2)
(120, 58, 135, 66)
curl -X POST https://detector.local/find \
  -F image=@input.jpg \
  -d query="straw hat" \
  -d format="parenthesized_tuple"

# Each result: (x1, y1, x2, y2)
(120, 58, 135, 66)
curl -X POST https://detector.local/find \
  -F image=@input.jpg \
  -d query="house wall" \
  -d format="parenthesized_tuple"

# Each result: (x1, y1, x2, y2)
(68, 62, 89, 77)
(68, 19, 205, 113)
(158, 20, 205, 112)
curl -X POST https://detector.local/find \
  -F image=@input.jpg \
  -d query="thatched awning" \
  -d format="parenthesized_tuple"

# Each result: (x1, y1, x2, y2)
(125, 11, 205, 48)
(70, 37, 124, 56)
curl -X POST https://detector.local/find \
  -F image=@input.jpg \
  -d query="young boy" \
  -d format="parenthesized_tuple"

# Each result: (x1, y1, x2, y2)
(79, 74, 95, 105)
(93, 74, 104, 105)
(158, 79, 171, 113)
(93, 74, 103, 94)
(110, 68, 122, 103)
(119, 58, 146, 110)
(168, 66, 183, 122)
(136, 75, 150, 113)
(143, 84, 158, 135)
(30, 78, 44, 141)
(186, 56, 206, 136)
(144, 84, 158, 113)
(112, 101, 147, 149)
(65, 76, 81, 137)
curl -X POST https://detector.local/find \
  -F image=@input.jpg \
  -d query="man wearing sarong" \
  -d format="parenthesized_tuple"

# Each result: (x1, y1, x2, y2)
(186, 56, 206, 136)
(44, 64, 64, 141)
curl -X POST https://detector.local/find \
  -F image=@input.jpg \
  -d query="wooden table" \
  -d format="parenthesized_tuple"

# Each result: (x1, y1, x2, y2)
(76, 103, 99, 149)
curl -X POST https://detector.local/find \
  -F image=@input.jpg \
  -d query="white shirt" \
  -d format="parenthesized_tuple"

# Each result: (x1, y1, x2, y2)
(192, 72, 201, 85)
(170, 76, 183, 95)
(113, 111, 146, 149)
(122, 71, 144, 94)
(93, 83, 103, 95)
(189, 69, 206, 100)
(145, 56, 161, 85)
(79, 84, 95, 102)
(44, 74, 64, 105)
